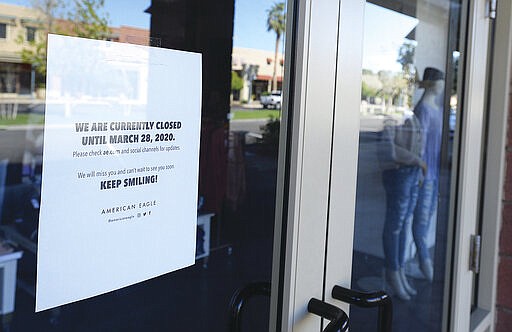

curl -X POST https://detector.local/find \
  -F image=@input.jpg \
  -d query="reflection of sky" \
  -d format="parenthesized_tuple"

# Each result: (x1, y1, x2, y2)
(4, 0, 414, 66)
(363, 3, 418, 73)
(233, 0, 285, 52)
(1, 0, 150, 29)
(2, 0, 281, 52)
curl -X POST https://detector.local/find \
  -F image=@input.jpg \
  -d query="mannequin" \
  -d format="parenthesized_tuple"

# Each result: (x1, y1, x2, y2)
(381, 93, 426, 301)
(381, 67, 444, 300)
(412, 67, 445, 282)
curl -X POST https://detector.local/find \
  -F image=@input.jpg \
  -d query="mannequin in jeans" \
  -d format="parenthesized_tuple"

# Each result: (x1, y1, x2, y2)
(381, 108, 426, 301)
(412, 67, 445, 282)
(381, 67, 444, 300)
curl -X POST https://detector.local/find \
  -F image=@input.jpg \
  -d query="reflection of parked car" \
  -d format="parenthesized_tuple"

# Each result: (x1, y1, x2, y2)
(260, 91, 282, 109)
(25, 103, 45, 114)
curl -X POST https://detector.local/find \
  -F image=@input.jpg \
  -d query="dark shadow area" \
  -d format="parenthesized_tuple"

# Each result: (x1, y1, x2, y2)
(5, 141, 277, 332)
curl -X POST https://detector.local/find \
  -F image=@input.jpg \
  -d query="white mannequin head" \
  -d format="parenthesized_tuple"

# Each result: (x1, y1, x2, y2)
(420, 79, 444, 96)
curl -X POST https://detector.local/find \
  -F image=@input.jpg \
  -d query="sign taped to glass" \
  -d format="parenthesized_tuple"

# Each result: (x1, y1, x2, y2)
(36, 34, 202, 312)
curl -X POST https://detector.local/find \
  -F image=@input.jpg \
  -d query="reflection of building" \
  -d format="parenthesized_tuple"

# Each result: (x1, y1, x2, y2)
(0, 3, 149, 97)
(55, 19, 150, 46)
(0, 1, 280, 105)
(0, 3, 40, 95)
(109, 25, 149, 45)
(232, 47, 284, 101)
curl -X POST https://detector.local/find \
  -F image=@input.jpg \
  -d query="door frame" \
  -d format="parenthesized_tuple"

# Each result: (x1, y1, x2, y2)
(269, 0, 504, 331)
(470, 0, 512, 331)
(269, 0, 343, 331)
(448, 0, 491, 330)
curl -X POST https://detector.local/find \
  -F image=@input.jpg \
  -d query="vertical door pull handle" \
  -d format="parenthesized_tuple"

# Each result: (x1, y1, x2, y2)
(228, 282, 271, 332)
(307, 298, 349, 332)
(331, 285, 392, 332)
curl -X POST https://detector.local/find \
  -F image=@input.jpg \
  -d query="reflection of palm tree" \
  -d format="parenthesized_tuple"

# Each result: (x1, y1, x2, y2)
(266, 2, 285, 91)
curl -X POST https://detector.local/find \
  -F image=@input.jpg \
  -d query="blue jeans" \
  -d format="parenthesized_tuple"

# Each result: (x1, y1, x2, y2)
(382, 167, 421, 270)
(413, 178, 438, 262)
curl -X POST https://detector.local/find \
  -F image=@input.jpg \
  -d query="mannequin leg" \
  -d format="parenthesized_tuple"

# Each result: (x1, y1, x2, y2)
(382, 168, 418, 300)
(413, 179, 437, 281)
(398, 168, 420, 296)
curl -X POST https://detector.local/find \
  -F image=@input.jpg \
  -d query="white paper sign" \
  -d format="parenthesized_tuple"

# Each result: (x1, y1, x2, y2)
(36, 34, 202, 312)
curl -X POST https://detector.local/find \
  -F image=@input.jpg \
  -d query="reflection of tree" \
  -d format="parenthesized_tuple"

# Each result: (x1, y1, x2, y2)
(377, 70, 407, 107)
(18, 0, 110, 84)
(397, 40, 416, 107)
(31, 0, 61, 33)
(68, 0, 110, 39)
(360, 42, 415, 110)
(361, 69, 408, 111)
(231, 71, 243, 92)
(361, 81, 377, 101)
(266, 2, 285, 91)
(397, 41, 415, 73)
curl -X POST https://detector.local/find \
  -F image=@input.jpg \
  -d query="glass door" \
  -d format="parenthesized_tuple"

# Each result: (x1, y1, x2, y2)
(348, 1, 461, 329)
(321, 0, 492, 331)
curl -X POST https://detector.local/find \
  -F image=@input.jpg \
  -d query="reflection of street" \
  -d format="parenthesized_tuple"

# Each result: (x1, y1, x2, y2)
(229, 111, 404, 137)
(0, 100, 44, 115)
(0, 100, 44, 129)
(229, 119, 266, 135)
(359, 113, 405, 132)
(230, 100, 264, 112)
(229, 102, 270, 136)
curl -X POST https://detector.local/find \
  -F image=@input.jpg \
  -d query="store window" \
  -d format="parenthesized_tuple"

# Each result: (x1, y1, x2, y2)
(26, 27, 35, 42)
(0, 23, 6, 39)
(0, 0, 287, 330)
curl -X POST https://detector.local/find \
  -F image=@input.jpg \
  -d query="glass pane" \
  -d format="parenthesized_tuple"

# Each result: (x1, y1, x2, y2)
(0, 0, 287, 330)
(350, 0, 462, 330)
(0, 23, 6, 38)
(26, 27, 35, 42)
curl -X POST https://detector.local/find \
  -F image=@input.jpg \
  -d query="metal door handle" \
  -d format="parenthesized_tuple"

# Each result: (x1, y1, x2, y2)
(228, 282, 271, 332)
(307, 298, 349, 332)
(331, 285, 392, 332)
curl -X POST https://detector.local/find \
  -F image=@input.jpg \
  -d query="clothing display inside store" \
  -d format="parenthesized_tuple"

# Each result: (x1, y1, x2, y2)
(350, 1, 461, 329)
